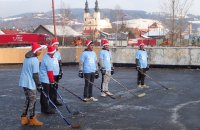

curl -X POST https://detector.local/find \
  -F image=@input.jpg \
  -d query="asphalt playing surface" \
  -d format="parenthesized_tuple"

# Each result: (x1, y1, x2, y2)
(0, 65, 200, 130)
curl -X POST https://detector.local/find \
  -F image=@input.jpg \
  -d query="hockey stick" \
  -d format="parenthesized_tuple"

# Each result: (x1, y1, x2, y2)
(56, 88, 80, 115)
(55, 88, 71, 113)
(42, 91, 80, 129)
(109, 76, 146, 98)
(84, 77, 116, 99)
(58, 85, 86, 102)
(138, 69, 169, 90)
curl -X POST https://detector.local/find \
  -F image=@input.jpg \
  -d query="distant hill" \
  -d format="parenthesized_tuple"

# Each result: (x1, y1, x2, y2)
(0, 8, 199, 32)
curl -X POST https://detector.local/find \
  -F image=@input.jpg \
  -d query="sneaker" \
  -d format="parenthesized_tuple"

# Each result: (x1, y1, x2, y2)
(138, 84, 143, 88)
(90, 97, 98, 102)
(83, 98, 91, 102)
(106, 91, 113, 96)
(141, 84, 149, 88)
(101, 92, 107, 97)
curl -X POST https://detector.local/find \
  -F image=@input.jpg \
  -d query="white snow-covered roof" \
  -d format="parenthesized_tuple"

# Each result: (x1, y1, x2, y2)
(3, 17, 22, 22)
(99, 19, 112, 29)
(143, 28, 168, 37)
(188, 21, 200, 24)
(44, 25, 81, 36)
(141, 35, 150, 38)
(0, 30, 4, 34)
(113, 18, 164, 30)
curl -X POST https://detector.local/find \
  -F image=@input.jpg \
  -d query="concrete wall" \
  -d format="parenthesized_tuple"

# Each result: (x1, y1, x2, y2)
(0, 48, 46, 64)
(110, 47, 200, 66)
(0, 47, 200, 66)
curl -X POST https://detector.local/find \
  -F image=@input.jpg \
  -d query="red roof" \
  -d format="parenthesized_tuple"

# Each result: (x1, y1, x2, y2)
(82, 29, 97, 35)
(1, 29, 21, 34)
(149, 22, 158, 28)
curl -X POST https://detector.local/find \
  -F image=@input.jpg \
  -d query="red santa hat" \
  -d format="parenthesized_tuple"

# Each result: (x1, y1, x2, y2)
(101, 39, 109, 46)
(31, 42, 43, 53)
(139, 42, 145, 46)
(47, 45, 56, 54)
(85, 40, 93, 46)
(51, 38, 59, 46)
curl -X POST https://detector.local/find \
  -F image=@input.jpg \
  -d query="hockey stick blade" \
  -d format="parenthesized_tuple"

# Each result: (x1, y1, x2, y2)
(70, 124, 81, 129)
(137, 93, 146, 97)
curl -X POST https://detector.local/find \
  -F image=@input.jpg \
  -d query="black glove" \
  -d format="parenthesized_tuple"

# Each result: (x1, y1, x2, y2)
(37, 84, 43, 92)
(145, 67, 149, 71)
(100, 67, 106, 75)
(95, 71, 99, 79)
(145, 64, 150, 71)
(50, 82, 57, 88)
(136, 66, 140, 71)
(111, 67, 114, 75)
(78, 70, 83, 78)
(58, 71, 63, 80)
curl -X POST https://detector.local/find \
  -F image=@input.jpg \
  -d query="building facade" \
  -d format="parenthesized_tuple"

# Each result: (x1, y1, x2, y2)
(83, 0, 112, 31)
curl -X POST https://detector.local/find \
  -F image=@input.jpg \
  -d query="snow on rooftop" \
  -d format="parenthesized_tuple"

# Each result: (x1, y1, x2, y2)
(36, 13, 45, 17)
(113, 18, 163, 30)
(99, 19, 112, 29)
(188, 21, 200, 24)
(0, 30, 4, 34)
(44, 25, 81, 36)
(33, 16, 51, 19)
(3, 17, 22, 21)
(143, 28, 168, 37)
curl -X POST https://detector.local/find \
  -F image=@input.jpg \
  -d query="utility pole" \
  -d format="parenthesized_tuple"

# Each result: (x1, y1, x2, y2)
(121, 14, 127, 46)
(172, 0, 175, 46)
(115, 15, 118, 46)
(52, 0, 57, 38)
(148, 25, 149, 46)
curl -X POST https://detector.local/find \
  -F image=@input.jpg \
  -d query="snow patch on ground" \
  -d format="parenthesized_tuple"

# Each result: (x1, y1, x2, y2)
(109, 105, 152, 111)
(171, 100, 200, 130)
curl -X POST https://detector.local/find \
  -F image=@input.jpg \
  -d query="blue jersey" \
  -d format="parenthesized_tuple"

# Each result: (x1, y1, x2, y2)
(99, 50, 112, 71)
(136, 50, 148, 68)
(80, 51, 97, 73)
(53, 51, 61, 75)
(39, 53, 54, 84)
(19, 57, 39, 90)
(54, 51, 62, 61)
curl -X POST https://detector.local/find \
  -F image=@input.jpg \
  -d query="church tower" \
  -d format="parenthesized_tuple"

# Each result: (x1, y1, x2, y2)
(84, 0, 89, 15)
(83, 0, 111, 32)
(93, 0, 100, 30)
(83, 0, 91, 30)
(83, 0, 101, 31)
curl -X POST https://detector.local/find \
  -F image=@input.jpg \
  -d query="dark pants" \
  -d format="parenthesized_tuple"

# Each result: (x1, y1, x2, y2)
(49, 76, 59, 103)
(40, 83, 51, 112)
(137, 69, 146, 85)
(101, 73, 104, 92)
(84, 73, 95, 98)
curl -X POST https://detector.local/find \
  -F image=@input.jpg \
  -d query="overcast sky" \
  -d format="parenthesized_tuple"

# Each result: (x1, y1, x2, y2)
(0, 0, 199, 18)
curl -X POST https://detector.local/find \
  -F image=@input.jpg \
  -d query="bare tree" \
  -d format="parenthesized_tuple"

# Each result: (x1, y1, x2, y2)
(109, 5, 125, 33)
(60, 0, 71, 46)
(109, 5, 127, 46)
(160, 0, 193, 46)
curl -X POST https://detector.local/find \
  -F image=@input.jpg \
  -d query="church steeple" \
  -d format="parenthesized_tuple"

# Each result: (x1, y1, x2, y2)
(85, 0, 89, 13)
(94, 0, 99, 12)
